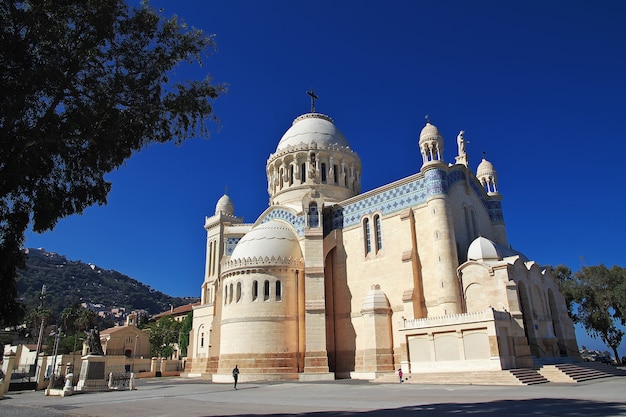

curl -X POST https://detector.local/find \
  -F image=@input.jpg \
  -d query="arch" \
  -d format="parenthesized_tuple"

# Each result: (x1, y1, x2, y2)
(470, 209, 478, 240)
(308, 202, 319, 228)
(548, 288, 566, 356)
(363, 218, 371, 255)
(374, 214, 383, 252)
(289, 164, 294, 185)
(252, 280, 258, 301)
(464, 206, 472, 244)
(208, 241, 213, 277)
(517, 281, 539, 357)
(321, 162, 327, 183)
(276, 280, 282, 301)
(301, 162, 306, 183)
(263, 280, 270, 301)
(197, 324, 205, 351)
(229, 283, 234, 304)
(236, 282, 242, 302)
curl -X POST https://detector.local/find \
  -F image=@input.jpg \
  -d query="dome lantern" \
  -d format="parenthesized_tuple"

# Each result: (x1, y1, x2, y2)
(476, 154, 499, 195)
(419, 117, 445, 168)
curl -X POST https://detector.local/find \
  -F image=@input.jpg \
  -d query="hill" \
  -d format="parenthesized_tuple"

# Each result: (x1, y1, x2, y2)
(16, 248, 197, 320)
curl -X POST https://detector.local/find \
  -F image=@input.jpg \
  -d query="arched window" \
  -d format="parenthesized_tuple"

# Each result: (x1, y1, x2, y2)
(279, 168, 284, 189)
(364, 218, 371, 255)
(321, 163, 327, 183)
(471, 209, 478, 240)
(289, 165, 294, 185)
(276, 280, 282, 301)
(263, 280, 270, 301)
(229, 283, 233, 304)
(333, 164, 338, 184)
(200, 332, 204, 348)
(252, 280, 258, 301)
(208, 241, 213, 277)
(374, 214, 382, 252)
(301, 163, 306, 183)
(308, 202, 319, 228)
(464, 206, 472, 244)
(213, 239, 218, 275)
(236, 282, 242, 302)
(224, 285, 228, 305)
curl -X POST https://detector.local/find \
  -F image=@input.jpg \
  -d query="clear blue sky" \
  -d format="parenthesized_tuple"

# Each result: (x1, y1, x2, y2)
(25, 1, 625, 354)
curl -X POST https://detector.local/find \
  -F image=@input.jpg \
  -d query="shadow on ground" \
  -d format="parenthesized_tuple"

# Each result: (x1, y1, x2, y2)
(202, 398, 626, 417)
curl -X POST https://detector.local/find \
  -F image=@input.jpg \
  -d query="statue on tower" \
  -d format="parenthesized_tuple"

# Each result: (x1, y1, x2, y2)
(457, 130, 467, 156)
(455, 130, 469, 167)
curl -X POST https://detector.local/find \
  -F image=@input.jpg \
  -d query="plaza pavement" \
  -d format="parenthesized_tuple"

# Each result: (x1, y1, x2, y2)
(1, 375, 625, 417)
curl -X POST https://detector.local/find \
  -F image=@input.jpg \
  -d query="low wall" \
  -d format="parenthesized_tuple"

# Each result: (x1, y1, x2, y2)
(3, 350, 184, 391)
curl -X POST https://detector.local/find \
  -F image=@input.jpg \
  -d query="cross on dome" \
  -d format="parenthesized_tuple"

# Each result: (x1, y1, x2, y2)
(307, 88, 318, 113)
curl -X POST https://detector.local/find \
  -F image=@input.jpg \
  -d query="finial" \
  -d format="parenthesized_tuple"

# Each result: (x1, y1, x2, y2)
(482, 151, 486, 160)
(425, 114, 430, 124)
(307, 88, 318, 113)
(224, 185, 229, 195)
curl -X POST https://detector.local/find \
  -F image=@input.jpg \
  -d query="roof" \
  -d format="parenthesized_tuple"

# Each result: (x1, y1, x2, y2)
(152, 302, 199, 319)
(276, 113, 351, 151)
(230, 220, 302, 261)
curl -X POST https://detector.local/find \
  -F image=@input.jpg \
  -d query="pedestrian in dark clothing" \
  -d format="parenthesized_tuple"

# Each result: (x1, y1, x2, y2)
(398, 368, 403, 383)
(232, 365, 239, 389)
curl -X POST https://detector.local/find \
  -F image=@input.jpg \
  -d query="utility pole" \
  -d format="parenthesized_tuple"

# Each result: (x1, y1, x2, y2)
(33, 284, 46, 383)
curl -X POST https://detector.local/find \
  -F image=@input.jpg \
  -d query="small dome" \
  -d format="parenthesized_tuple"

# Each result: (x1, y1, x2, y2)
(276, 113, 351, 151)
(230, 220, 302, 261)
(477, 158, 496, 178)
(361, 284, 391, 313)
(468, 236, 529, 262)
(468, 236, 501, 261)
(215, 194, 234, 216)
(419, 122, 443, 145)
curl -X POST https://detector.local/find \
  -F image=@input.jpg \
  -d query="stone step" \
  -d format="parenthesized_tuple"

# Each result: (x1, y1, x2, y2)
(550, 362, 626, 382)
(374, 370, 547, 386)
(372, 364, 626, 386)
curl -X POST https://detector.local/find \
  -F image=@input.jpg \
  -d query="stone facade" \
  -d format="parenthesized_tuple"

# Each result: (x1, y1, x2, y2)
(185, 112, 579, 382)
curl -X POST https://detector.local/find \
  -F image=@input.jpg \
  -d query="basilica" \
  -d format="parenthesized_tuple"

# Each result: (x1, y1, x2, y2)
(184, 105, 579, 382)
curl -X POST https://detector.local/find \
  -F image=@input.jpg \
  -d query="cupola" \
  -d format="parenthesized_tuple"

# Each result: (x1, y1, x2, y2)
(266, 112, 361, 207)
(215, 194, 235, 216)
(419, 120, 445, 168)
(477, 157, 499, 195)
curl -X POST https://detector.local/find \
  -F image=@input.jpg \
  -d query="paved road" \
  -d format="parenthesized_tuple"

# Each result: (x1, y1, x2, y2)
(1, 376, 625, 417)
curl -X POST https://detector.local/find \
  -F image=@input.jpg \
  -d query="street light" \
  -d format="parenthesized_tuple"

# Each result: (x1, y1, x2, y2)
(49, 327, 62, 389)
(33, 284, 46, 383)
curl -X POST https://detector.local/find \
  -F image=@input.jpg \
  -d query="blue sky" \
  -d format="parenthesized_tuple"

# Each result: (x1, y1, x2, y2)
(25, 1, 625, 354)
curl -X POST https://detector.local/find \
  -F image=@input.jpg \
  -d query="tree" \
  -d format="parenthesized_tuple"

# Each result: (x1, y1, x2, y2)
(148, 316, 181, 358)
(0, 0, 225, 326)
(179, 311, 192, 357)
(555, 264, 625, 364)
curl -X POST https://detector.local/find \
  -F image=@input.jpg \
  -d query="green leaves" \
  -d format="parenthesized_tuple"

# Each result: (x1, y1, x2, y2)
(555, 263, 626, 363)
(0, 0, 225, 326)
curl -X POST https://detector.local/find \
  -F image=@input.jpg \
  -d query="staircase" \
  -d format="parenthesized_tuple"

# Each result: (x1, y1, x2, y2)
(539, 362, 626, 383)
(373, 363, 625, 386)
(374, 369, 547, 386)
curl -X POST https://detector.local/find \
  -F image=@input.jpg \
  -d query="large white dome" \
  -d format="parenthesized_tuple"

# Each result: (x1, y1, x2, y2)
(230, 220, 302, 261)
(276, 113, 351, 151)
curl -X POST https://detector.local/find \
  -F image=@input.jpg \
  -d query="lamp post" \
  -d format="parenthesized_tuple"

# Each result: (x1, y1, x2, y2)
(33, 284, 46, 383)
(49, 327, 62, 389)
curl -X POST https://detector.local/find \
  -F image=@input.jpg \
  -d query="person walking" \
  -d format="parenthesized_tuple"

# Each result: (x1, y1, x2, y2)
(232, 365, 240, 389)
(398, 368, 403, 383)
